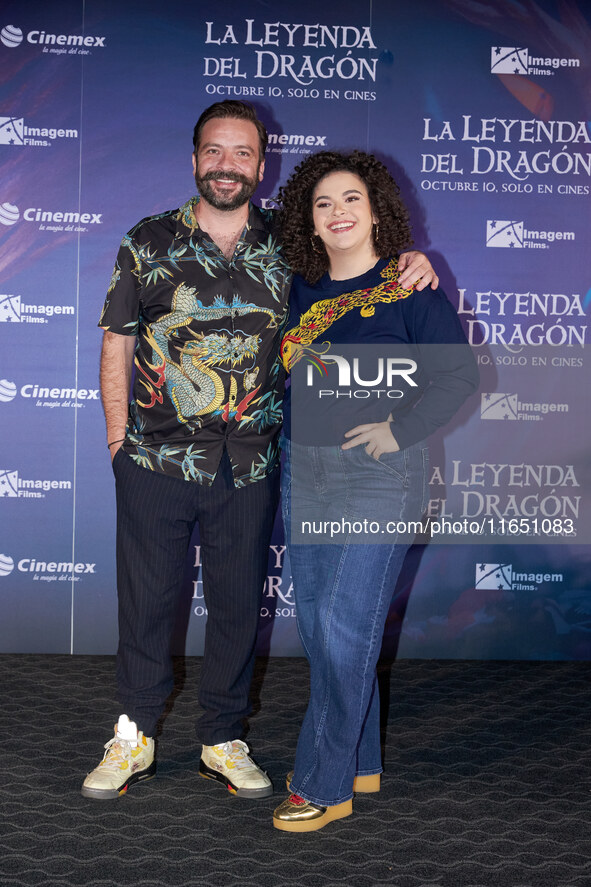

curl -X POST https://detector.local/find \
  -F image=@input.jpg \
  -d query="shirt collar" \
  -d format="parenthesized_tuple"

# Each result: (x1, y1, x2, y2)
(175, 195, 273, 241)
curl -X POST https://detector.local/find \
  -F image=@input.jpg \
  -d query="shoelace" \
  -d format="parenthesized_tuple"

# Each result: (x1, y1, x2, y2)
(101, 737, 135, 765)
(219, 740, 254, 771)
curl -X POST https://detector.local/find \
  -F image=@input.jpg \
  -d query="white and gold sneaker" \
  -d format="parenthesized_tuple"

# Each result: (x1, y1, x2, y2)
(81, 714, 156, 800)
(199, 739, 273, 798)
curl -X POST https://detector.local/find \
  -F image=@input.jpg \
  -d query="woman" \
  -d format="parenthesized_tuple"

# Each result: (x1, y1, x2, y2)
(273, 151, 478, 832)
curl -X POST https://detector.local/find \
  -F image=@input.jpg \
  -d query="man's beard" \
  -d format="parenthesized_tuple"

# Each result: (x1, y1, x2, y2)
(195, 168, 259, 211)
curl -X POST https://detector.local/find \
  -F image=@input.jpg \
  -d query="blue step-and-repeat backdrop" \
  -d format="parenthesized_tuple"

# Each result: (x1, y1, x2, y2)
(0, 0, 589, 658)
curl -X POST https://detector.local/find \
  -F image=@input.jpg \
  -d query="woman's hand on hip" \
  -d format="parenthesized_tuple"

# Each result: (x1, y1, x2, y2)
(342, 421, 400, 459)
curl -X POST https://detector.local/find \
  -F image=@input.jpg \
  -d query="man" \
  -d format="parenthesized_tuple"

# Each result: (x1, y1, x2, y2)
(82, 100, 438, 800)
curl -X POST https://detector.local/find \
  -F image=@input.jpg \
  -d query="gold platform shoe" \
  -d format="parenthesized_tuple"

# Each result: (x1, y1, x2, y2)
(286, 770, 380, 793)
(273, 793, 353, 832)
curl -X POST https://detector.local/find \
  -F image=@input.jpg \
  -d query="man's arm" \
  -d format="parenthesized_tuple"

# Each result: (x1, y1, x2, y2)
(398, 251, 440, 291)
(100, 330, 136, 460)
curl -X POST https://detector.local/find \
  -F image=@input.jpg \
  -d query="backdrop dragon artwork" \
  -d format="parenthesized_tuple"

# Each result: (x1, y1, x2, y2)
(0, 0, 589, 658)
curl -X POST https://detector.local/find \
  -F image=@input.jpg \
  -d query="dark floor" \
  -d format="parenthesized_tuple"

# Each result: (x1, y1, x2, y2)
(1, 655, 590, 887)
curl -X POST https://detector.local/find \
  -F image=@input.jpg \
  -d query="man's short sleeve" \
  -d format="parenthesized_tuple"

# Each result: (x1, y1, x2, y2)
(98, 235, 141, 335)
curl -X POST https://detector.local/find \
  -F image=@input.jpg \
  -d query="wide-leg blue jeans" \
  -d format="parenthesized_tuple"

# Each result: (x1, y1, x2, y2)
(282, 438, 428, 806)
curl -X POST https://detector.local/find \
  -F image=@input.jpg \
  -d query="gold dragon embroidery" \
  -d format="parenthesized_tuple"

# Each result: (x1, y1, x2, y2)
(280, 259, 413, 371)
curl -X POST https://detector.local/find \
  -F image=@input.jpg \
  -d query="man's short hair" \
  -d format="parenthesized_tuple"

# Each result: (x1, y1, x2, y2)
(193, 100, 268, 160)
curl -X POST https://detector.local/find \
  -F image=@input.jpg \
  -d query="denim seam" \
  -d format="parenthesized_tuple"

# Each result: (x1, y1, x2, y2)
(352, 449, 411, 782)
(298, 539, 348, 798)
(354, 543, 400, 771)
(374, 454, 406, 484)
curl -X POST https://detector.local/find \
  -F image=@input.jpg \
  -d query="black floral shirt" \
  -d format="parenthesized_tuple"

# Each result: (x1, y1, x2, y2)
(99, 197, 291, 486)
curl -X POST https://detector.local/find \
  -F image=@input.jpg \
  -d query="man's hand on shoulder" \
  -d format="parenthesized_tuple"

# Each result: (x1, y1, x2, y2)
(398, 250, 439, 292)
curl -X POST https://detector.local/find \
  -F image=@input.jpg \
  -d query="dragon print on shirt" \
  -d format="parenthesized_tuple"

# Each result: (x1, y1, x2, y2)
(138, 282, 281, 426)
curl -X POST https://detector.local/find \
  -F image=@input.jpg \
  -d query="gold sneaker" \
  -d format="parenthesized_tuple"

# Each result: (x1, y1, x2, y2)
(286, 771, 380, 793)
(199, 739, 273, 798)
(273, 793, 353, 832)
(81, 714, 156, 800)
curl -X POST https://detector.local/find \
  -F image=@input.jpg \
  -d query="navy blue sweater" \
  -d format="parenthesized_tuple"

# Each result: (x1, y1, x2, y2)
(282, 258, 478, 447)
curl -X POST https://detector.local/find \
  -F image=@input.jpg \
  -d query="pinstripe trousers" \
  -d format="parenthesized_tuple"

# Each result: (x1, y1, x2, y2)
(112, 446, 279, 744)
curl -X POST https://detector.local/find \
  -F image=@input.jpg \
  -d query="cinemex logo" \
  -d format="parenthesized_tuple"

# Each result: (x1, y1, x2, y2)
(267, 132, 327, 155)
(0, 294, 75, 324)
(0, 24, 106, 55)
(481, 393, 569, 422)
(0, 469, 72, 499)
(0, 202, 102, 232)
(0, 203, 18, 225)
(476, 562, 563, 592)
(0, 553, 96, 582)
(0, 115, 78, 147)
(486, 220, 575, 249)
(491, 46, 580, 76)
(0, 380, 17, 402)
(0, 553, 14, 576)
(0, 380, 99, 409)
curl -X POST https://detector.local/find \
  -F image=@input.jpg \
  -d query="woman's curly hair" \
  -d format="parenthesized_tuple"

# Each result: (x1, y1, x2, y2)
(277, 150, 413, 283)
